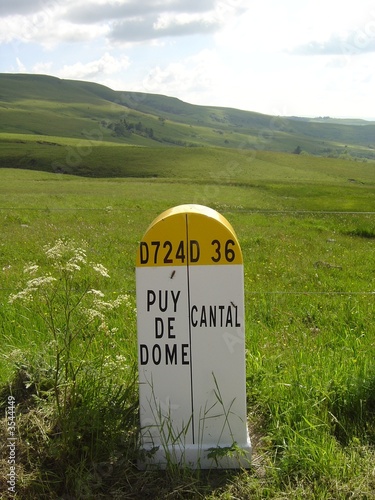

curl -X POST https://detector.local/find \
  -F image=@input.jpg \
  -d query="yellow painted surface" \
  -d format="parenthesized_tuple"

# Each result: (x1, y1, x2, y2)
(136, 204, 242, 267)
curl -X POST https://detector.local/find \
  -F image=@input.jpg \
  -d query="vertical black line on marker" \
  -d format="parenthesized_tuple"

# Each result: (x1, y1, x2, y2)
(185, 213, 195, 444)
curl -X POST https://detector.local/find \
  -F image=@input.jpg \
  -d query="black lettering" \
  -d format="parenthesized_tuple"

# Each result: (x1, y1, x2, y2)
(225, 239, 236, 262)
(151, 241, 160, 264)
(226, 306, 233, 327)
(167, 317, 176, 338)
(190, 240, 200, 263)
(182, 344, 190, 365)
(159, 290, 168, 312)
(191, 305, 198, 327)
(165, 344, 177, 364)
(140, 242, 149, 264)
(147, 290, 156, 311)
(152, 344, 162, 365)
(176, 240, 186, 263)
(171, 290, 181, 312)
(200, 305, 207, 327)
(211, 239, 221, 262)
(163, 240, 173, 263)
(155, 317, 164, 338)
(219, 305, 225, 326)
(235, 305, 241, 327)
(140, 344, 149, 365)
(209, 305, 216, 327)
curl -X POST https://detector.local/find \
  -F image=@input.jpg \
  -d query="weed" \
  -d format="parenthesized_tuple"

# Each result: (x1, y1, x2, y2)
(2, 238, 137, 496)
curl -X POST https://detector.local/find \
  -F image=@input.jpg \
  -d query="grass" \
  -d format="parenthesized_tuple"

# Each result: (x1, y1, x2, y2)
(0, 163, 375, 498)
(1, 73, 375, 160)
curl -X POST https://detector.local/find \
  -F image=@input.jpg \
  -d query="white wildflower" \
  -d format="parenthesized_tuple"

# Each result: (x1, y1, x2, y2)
(9, 289, 32, 304)
(44, 239, 65, 260)
(9, 275, 57, 304)
(113, 294, 130, 308)
(26, 276, 57, 288)
(98, 321, 109, 332)
(103, 355, 112, 368)
(44, 239, 87, 265)
(24, 263, 39, 275)
(93, 299, 115, 312)
(88, 289, 105, 298)
(71, 250, 87, 265)
(63, 261, 81, 273)
(91, 263, 110, 278)
(82, 308, 105, 323)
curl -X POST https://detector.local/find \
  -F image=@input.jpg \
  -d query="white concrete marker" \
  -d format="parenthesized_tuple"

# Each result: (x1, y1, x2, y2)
(136, 204, 251, 469)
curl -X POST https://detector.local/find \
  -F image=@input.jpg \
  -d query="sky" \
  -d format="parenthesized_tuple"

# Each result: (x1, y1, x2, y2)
(0, 0, 375, 120)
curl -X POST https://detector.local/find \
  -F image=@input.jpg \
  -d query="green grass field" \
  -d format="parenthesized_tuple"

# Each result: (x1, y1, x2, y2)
(1, 73, 375, 162)
(1, 159, 375, 498)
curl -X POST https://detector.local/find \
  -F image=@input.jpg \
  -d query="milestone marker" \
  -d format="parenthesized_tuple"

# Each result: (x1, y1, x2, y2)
(136, 204, 251, 469)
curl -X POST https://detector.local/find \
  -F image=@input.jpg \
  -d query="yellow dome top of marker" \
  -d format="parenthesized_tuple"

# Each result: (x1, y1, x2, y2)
(136, 204, 242, 267)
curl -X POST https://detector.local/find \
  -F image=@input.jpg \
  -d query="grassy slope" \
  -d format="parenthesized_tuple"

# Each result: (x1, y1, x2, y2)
(0, 134, 374, 212)
(1, 73, 375, 162)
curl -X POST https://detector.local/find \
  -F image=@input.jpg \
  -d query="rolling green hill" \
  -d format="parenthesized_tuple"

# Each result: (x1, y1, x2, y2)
(0, 73, 375, 178)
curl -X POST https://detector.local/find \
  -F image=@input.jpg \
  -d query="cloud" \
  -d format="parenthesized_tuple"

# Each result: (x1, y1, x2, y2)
(0, 0, 244, 45)
(141, 49, 222, 102)
(64, 0, 218, 24)
(291, 31, 375, 56)
(0, 0, 48, 16)
(290, 8, 375, 56)
(57, 52, 130, 80)
(33, 61, 53, 73)
(109, 13, 220, 43)
(16, 57, 26, 72)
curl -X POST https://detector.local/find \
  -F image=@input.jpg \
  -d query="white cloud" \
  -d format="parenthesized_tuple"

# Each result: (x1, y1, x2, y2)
(0, 0, 246, 45)
(142, 49, 222, 102)
(57, 52, 130, 80)
(0, 0, 47, 16)
(16, 57, 26, 72)
(33, 61, 53, 73)
(0, 11, 108, 48)
(64, 0, 219, 25)
(153, 12, 221, 35)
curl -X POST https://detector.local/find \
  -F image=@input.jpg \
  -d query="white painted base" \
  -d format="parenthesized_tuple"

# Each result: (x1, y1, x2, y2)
(138, 433, 252, 470)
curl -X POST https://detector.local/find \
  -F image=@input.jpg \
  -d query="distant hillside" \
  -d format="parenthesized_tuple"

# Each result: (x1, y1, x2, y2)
(0, 73, 375, 162)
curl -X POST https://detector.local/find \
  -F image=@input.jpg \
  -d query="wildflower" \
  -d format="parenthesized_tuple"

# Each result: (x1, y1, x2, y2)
(9, 289, 32, 304)
(82, 308, 105, 323)
(91, 263, 110, 278)
(115, 294, 130, 307)
(93, 299, 115, 312)
(44, 239, 66, 260)
(115, 354, 127, 363)
(64, 262, 81, 273)
(44, 239, 87, 265)
(27, 276, 57, 289)
(24, 264, 39, 275)
(88, 289, 105, 298)
(9, 276, 57, 303)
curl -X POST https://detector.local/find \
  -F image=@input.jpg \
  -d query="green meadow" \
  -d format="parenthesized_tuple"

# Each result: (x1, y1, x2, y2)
(1, 152, 375, 498)
(1, 72, 375, 498)
(1, 73, 375, 162)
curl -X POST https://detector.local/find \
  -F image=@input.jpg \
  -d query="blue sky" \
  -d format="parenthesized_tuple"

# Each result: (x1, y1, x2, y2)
(1, 0, 374, 119)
